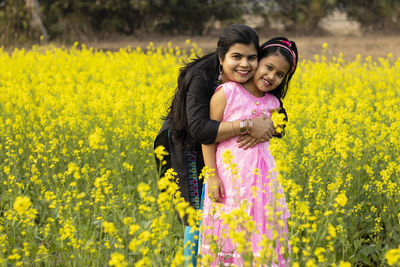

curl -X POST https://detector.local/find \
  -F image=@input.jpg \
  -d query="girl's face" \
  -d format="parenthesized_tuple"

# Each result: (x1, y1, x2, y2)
(251, 53, 290, 97)
(220, 43, 258, 84)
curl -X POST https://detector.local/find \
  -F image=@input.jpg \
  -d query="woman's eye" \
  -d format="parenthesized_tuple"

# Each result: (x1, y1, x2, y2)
(233, 55, 241, 59)
(249, 56, 257, 61)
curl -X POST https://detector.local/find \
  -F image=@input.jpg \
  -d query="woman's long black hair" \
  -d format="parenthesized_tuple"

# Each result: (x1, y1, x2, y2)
(259, 37, 298, 99)
(166, 24, 259, 142)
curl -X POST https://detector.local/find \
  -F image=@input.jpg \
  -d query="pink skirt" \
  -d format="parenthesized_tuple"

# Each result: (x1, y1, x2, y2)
(200, 153, 290, 266)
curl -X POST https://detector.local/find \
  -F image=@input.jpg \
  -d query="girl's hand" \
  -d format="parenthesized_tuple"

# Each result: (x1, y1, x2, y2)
(250, 116, 275, 139)
(208, 175, 225, 203)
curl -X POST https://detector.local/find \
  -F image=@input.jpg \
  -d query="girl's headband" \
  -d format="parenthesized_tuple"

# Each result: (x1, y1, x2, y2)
(262, 42, 297, 74)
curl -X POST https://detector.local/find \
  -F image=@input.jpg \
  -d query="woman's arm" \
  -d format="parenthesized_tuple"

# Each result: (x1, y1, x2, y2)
(186, 75, 220, 145)
(186, 75, 276, 145)
(201, 88, 226, 203)
(237, 98, 288, 149)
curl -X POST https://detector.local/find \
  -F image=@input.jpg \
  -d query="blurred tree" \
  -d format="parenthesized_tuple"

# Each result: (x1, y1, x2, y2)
(261, 0, 337, 34)
(39, 0, 148, 40)
(12, 0, 400, 44)
(337, 0, 400, 33)
(0, 0, 31, 45)
(156, 0, 247, 35)
(25, 0, 48, 41)
(37, 0, 247, 39)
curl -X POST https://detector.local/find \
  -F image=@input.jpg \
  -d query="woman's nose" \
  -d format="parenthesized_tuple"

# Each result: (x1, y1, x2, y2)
(239, 58, 250, 67)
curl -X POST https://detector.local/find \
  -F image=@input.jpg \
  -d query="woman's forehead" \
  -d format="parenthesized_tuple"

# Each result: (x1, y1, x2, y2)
(227, 43, 257, 55)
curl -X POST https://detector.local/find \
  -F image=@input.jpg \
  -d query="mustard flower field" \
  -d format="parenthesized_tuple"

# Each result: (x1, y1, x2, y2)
(0, 42, 399, 266)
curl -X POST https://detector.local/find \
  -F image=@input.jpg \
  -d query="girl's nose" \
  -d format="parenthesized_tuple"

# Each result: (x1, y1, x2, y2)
(267, 71, 275, 82)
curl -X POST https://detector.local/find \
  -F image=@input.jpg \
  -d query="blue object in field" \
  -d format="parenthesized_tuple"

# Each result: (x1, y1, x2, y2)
(200, 183, 205, 211)
(183, 184, 205, 266)
(184, 225, 199, 267)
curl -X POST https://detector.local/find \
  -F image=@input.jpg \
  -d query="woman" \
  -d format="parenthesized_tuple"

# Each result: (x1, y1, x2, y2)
(154, 24, 287, 266)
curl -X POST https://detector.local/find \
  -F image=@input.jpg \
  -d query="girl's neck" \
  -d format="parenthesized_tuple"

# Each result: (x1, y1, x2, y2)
(243, 80, 266, 98)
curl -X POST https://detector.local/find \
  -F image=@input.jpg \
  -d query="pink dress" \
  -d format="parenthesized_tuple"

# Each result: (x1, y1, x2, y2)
(200, 82, 290, 266)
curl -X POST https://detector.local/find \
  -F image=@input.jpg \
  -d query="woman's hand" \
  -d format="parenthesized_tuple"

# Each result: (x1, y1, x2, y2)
(237, 134, 260, 149)
(237, 130, 278, 149)
(208, 175, 225, 203)
(250, 116, 275, 139)
(237, 116, 276, 149)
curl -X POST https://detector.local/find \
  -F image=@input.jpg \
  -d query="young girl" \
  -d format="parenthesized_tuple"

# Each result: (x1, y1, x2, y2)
(200, 37, 298, 266)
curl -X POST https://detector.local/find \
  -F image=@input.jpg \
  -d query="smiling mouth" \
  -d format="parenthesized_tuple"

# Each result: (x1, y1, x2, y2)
(262, 78, 272, 86)
(236, 70, 250, 76)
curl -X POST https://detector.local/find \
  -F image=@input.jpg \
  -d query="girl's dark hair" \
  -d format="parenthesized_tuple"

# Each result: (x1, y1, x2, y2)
(259, 37, 298, 99)
(166, 24, 259, 142)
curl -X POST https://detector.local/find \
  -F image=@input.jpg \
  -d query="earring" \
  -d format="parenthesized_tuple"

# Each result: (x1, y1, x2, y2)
(218, 65, 223, 81)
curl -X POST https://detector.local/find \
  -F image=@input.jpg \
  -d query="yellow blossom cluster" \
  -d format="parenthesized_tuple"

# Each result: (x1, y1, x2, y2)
(271, 109, 287, 134)
(13, 196, 33, 215)
(386, 245, 400, 266)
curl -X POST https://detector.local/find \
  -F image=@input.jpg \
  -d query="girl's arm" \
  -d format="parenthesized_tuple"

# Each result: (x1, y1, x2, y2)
(186, 75, 276, 145)
(201, 88, 226, 203)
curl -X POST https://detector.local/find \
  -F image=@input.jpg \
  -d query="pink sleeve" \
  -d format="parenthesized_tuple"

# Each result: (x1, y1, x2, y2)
(214, 82, 236, 103)
(269, 94, 281, 110)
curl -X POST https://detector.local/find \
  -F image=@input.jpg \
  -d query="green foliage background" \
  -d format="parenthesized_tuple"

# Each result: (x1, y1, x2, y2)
(1, 0, 400, 45)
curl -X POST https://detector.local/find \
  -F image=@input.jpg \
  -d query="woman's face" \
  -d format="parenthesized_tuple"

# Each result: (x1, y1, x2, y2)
(251, 53, 290, 97)
(219, 43, 258, 84)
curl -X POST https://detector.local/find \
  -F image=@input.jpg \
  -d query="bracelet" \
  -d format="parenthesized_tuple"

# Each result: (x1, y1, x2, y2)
(239, 119, 254, 134)
(239, 120, 247, 134)
(248, 119, 253, 133)
(231, 122, 235, 137)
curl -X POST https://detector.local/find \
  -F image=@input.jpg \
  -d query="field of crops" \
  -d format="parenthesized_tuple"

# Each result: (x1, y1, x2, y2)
(0, 42, 399, 266)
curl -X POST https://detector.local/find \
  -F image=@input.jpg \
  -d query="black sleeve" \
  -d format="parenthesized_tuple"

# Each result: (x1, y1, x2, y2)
(274, 98, 288, 138)
(186, 75, 221, 145)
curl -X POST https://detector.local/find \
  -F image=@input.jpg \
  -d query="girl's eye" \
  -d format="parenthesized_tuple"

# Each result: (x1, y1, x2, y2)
(267, 65, 273, 71)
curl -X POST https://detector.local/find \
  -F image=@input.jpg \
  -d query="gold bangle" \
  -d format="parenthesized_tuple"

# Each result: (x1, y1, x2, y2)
(231, 122, 235, 137)
(240, 120, 247, 134)
(248, 119, 253, 133)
